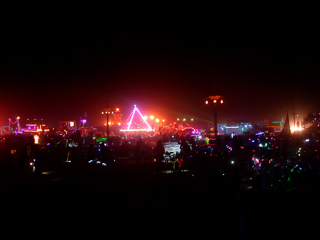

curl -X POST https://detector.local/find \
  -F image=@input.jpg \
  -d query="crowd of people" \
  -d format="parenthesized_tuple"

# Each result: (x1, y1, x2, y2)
(1, 129, 319, 189)
(1, 129, 320, 238)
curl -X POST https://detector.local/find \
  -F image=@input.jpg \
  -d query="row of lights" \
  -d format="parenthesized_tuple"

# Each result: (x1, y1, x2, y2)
(177, 118, 194, 122)
(101, 107, 120, 115)
(144, 115, 165, 123)
(205, 95, 224, 104)
(104, 122, 122, 126)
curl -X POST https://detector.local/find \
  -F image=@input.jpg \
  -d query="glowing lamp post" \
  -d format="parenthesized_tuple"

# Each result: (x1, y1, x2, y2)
(206, 95, 224, 136)
(102, 108, 114, 141)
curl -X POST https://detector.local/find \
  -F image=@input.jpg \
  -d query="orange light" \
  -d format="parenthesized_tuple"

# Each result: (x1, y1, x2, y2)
(34, 135, 39, 144)
(213, 99, 217, 103)
(205, 100, 209, 104)
(220, 99, 224, 104)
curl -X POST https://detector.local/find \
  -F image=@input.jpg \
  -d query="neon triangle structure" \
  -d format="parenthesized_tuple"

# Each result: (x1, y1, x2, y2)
(120, 105, 153, 132)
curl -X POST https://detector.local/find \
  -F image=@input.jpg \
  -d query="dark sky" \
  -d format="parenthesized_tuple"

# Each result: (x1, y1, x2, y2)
(1, 4, 319, 128)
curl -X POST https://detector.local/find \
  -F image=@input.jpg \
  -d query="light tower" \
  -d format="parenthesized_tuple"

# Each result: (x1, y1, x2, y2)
(205, 95, 224, 136)
(102, 106, 113, 141)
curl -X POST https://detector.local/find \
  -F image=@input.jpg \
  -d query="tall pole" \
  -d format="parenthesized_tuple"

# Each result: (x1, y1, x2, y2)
(206, 95, 223, 137)
(214, 103, 218, 136)
(106, 100, 110, 141)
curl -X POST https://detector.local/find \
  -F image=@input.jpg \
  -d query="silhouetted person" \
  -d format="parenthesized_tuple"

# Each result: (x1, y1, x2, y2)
(99, 145, 114, 167)
(33, 144, 42, 180)
(155, 140, 164, 174)
(55, 141, 66, 169)
(87, 144, 95, 162)
(135, 139, 146, 164)
(17, 143, 31, 185)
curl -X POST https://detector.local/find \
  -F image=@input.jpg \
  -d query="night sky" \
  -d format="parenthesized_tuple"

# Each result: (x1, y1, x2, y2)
(1, 4, 319, 128)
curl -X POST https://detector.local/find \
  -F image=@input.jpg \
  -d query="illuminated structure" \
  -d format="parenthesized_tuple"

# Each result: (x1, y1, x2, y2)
(59, 121, 77, 129)
(79, 112, 87, 128)
(0, 126, 14, 136)
(220, 120, 254, 136)
(120, 105, 153, 132)
(1, 116, 23, 135)
(8, 116, 22, 134)
(102, 105, 113, 139)
(80, 118, 87, 128)
(270, 118, 284, 132)
(206, 95, 224, 136)
(290, 113, 303, 133)
(24, 118, 50, 135)
(34, 135, 40, 144)
(101, 106, 123, 138)
(113, 108, 123, 125)
(59, 121, 77, 135)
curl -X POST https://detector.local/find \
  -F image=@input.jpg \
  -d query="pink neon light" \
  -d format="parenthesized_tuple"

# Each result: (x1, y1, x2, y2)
(120, 129, 152, 132)
(127, 107, 136, 130)
(135, 106, 152, 130)
(123, 105, 153, 132)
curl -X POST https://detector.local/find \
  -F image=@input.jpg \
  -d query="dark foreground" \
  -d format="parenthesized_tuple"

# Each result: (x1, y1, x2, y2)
(1, 159, 319, 239)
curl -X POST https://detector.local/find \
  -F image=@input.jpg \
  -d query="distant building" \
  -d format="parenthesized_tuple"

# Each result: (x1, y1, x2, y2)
(269, 118, 284, 132)
(219, 120, 254, 136)
(59, 121, 77, 129)
(113, 108, 123, 125)
(23, 118, 50, 135)
(58, 121, 77, 135)
(256, 118, 284, 133)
